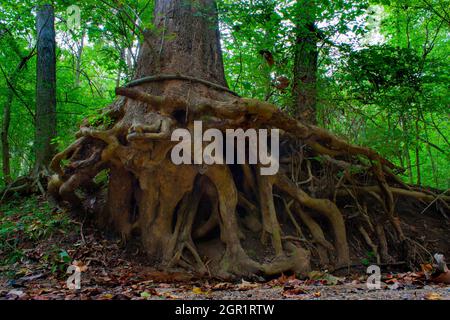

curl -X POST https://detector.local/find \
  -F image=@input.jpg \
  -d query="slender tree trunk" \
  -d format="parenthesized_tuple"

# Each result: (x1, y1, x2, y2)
(400, 115, 413, 183)
(75, 30, 85, 86)
(405, 147, 413, 183)
(421, 113, 438, 186)
(116, 47, 125, 87)
(415, 117, 421, 186)
(35, 4, 57, 173)
(292, 0, 318, 124)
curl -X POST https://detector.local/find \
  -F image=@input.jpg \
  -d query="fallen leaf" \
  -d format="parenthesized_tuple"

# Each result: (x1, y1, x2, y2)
(432, 271, 450, 284)
(388, 282, 402, 290)
(237, 280, 259, 291)
(32, 296, 50, 300)
(16, 268, 31, 276)
(307, 271, 343, 285)
(268, 274, 302, 288)
(192, 287, 209, 295)
(425, 292, 442, 300)
(18, 273, 45, 282)
(283, 287, 307, 296)
(72, 260, 88, 272)
(322, 274, 344, 285)
(211, 282, 234, 291)
(385, 278, 398, 284)
(101, 293, 113, 300)
(308, 270, 324, 280)
(421, 264, 434, 280)
(161, 292, 180, 299)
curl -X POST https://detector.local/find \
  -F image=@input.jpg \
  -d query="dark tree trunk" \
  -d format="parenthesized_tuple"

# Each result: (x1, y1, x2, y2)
(292, 0, 318, 124)
(135, 0, 228, 98)
(35, 4, 57, 173)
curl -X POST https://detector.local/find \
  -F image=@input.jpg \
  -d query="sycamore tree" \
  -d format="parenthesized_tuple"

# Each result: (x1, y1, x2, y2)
(47, 0, 449, 278)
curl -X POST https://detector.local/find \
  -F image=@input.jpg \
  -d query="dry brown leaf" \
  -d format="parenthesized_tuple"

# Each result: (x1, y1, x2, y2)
(72, 260, 88, 272)
(237, 280, 259, 291)
(431, 271, 450, 284)
(421, 263, 434, 280)
(283, 287, 307, 296)
(211, 282, 234, 291)
(425, 292, 442, 300)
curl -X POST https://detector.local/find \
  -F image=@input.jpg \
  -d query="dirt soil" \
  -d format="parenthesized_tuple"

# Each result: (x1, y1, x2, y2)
(0, 223, 448, 301)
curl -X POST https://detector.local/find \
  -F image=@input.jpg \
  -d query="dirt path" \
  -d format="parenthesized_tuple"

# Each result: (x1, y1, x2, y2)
(1, 224, 448, 301)
(1, 274, 449, 300)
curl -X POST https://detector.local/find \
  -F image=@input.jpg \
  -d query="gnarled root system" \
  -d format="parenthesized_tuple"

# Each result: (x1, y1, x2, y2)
(48, 87, 450, 279)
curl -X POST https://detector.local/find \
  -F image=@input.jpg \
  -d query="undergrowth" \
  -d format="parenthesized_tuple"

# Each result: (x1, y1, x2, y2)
(0, 196, 74, 272)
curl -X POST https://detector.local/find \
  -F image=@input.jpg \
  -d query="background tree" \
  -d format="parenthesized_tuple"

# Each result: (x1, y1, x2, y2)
(34, 4, 57, 173)
(292, 0, 318, 123)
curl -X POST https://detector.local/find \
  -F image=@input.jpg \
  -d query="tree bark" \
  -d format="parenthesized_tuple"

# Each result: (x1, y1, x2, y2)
(110, 0, 237, 273)
(35, 4, 57, 173)
(135, 0, 228, 98)
(292, 0, 318, 124)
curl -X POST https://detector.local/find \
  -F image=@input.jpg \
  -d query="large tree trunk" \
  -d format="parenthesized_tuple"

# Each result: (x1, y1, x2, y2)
(35, 4, 57, 173)
(109, 0, 254, 276)
(135, 0, 228, 98)
(292, 0, 318, 124)
(49, 0, 449, 279)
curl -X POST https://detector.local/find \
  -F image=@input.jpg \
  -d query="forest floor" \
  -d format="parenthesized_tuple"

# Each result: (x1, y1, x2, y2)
(0, 196, 449, 300)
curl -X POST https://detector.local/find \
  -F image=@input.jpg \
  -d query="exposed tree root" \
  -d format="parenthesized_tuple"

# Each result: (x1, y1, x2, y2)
(48, 87, 450, 278)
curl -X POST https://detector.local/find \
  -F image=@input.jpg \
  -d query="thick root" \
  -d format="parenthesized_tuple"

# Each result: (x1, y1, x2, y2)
(48, 89, 449, 278)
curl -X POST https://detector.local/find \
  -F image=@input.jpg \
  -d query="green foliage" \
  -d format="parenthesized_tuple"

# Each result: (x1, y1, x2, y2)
(0, 0, 154, 187)
(361, 251, 377, 266)
(322, 1, 449, 188)
(0, 197, 73, 265)
(0, 0, 448, 190)
(347, 45, 422, 95)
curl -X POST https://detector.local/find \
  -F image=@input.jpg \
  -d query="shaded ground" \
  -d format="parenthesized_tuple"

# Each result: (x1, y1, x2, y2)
(0, 209, 448, 300)
(1, 263, 449, 300)
(2, 274, 449, 300)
